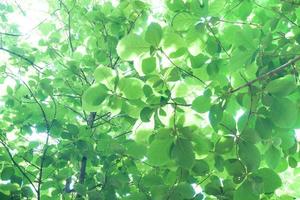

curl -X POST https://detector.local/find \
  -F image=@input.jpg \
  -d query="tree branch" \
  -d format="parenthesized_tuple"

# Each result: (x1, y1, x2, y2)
(75, 111, 96, 199)
(230, 56, 300, 93)
(20, 80, 53, 200)
(0, 138, 38, 193)
(67, 11, 74, 52)
(0, 47, 44, 73)
(58, 0, 75, 52)
(78, 156, 87, 184)
(0, 32, 22, 37)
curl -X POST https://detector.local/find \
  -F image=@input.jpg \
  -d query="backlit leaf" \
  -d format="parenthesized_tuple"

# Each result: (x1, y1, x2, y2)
(117, 34, 150, 60)
(82, 83, 108, 111)
(145, 23, 163, 47)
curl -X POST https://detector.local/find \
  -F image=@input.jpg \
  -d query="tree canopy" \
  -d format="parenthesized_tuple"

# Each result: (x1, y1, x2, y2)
(0, 0, 300, 199)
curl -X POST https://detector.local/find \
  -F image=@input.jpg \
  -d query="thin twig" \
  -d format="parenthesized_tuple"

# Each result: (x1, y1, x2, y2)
(160, 50, 207, 86)
(206, 23, 230, 58)
(217, 19, 262, 28)
(14, 0, 26, 16)
(114, 130, 132, 139)
(62, 104, 85, 120)
(80, 69, 90, 85)
(199, 172, 213, 185)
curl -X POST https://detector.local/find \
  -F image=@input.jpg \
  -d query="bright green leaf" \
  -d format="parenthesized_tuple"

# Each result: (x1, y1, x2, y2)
(119, 77, 144, 99)
(192, 95, 211, 113)
(265, 145, 281, 169)
(265, 75, 296, 96)
(172, 138, 195, 169)
(269, 97, 298, 128)
(82, 83, 108, 112)
(238, 141, 261, 172)
(142, 57, 156, 74)
(145, 23, 163, 47)
(117, 34, 150, 60)
(172, 12, 197, 31)
(255, 168, 282, 193)
(147, 137, 173, 166)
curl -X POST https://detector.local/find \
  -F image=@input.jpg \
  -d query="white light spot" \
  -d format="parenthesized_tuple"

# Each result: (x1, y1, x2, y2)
(192, 183, 202, 193)
(235, 109, 245, 122)
(294, 129, 300, 142)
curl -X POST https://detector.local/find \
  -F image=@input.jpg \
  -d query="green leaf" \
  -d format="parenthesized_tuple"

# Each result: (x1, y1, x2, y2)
(215, 136, 234, 154)
(21, 186, 34, 198)
(162, 31, 185, 54)
(172, 12, 197, 31)
(265, 145, 281, 169)
(147, 137, 173, 166)
(191, 95, 211, 113)
(119, 77, 144, 99)
(224, 159, 245, 177)
(255, 168, 282, 193)
(166, 67, 181, 82)
(255, 117, 273, 139)
(238, 141, 261, 172)
(140, 107, 154, 122)
(174, 182, 195, 199)
(93, 66, 114, 82)
(209, 104, 223, 131)
(166, 0, 185, 11)
(234, 179, 259, 200)
(82, 83, 108, 111)
(141, 173, 164, 188)
(142, 57, 156, 74)
(40, 79, 53, 94)
(205, 178, 222, 196)
(0, 192, 9, 200)
(117, 34, 150, 60)
(172, 138, 195, 169)
(288, 156, 297, 168)
(74, 183, 87, 195)
(228, 50, 253, 72)
(240, 128, 260, 144)
(126, 141, 147, 159)
(1, 167, 15, 180)
(194, 135, 212, 156)
(145, 23, 163, 47)
(209, 0, 226, 16)
(277, 130, 296, 150)
(192, 159, 210, 176)
(150, 185, 169, 199)
(189, 54, 208, 68)
(0, 183, 19, 192)
(269, 97, 298, 128)
(265, 75, 296, 96)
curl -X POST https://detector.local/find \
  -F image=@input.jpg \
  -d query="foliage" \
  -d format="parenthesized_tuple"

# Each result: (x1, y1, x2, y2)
(1, 0, 300, 199)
